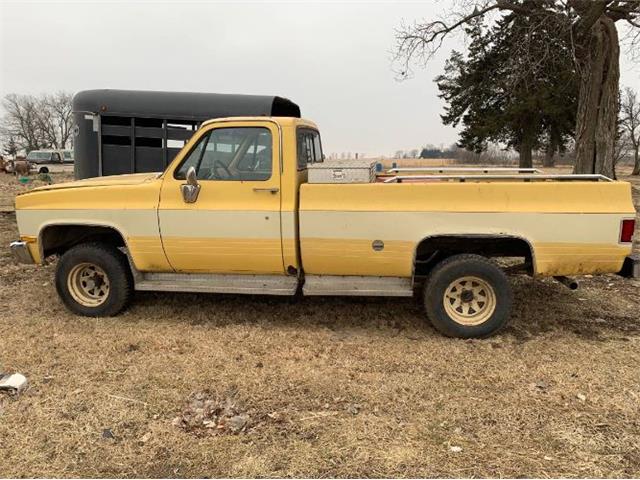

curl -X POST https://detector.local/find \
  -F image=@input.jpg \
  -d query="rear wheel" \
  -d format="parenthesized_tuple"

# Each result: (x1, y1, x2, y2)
(55, 243, 133, 317)
(423, 254, 512, 338)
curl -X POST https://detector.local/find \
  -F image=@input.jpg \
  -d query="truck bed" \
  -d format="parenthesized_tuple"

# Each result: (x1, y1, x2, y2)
(298, 180, 636, 278)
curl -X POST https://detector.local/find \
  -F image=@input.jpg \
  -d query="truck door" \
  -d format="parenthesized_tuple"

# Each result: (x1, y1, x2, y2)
(158, 121, 284, 274)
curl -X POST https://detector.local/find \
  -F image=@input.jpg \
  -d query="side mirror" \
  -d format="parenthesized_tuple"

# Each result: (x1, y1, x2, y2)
(181, 166, 200, 203)
(186, 166, 198, 186)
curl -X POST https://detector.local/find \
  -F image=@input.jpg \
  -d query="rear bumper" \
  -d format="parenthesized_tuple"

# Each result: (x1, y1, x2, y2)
(10, 241, 35, 264)
(618, 254, 640, 278)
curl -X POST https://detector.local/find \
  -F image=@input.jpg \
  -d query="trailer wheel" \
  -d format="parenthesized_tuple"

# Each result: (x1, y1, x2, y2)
(423, 254, 512, 338)
(55, 243, 133, 317)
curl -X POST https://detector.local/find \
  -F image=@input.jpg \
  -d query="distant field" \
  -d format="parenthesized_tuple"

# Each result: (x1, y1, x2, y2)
(378, 157, 458, 168)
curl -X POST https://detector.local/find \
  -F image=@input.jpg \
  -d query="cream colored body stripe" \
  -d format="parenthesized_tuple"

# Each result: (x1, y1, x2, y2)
(17, 209, 284, 239)
(16, 209, 159, 238)
(159, 210, 282, 238)
(298, 211, 628, 245)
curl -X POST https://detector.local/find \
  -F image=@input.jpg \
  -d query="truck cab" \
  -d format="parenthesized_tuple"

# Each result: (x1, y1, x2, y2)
(155, 117, 317, 276)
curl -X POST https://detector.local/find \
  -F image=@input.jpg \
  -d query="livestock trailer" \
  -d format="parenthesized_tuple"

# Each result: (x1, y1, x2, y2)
(72, 89, 301, 179)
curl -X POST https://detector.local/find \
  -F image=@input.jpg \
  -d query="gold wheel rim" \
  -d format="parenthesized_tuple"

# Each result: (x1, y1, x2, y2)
(67, 263, 110, 307)
(443, 276, 496, 326)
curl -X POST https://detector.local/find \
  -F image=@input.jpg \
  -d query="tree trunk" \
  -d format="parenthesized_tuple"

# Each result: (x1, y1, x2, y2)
(543, 141, 556, 167)
(518, 122, 536, 168)
(573, 15, 620, 179)
(633, 146, 640, 175)
(519, 137, 533, 168)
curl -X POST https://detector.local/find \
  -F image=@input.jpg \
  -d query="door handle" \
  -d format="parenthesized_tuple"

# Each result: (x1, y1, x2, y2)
(253, 187, 279, 194)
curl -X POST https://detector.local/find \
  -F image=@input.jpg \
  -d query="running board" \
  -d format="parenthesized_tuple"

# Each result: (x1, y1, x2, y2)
(303, 275, 413, 297)
(135, 273, 298, 295)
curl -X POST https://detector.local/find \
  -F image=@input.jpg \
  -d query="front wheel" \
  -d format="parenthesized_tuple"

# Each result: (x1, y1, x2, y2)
(423, 254, 513, 338)
(55, 243, 133, 317)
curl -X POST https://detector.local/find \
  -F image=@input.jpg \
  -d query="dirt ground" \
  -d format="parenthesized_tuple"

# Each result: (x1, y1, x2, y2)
(0, 170, 76, 211)
(1, 167, 639, 478)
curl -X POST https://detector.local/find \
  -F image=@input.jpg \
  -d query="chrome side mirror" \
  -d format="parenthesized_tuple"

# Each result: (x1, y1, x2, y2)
(181, 166, 200, 203)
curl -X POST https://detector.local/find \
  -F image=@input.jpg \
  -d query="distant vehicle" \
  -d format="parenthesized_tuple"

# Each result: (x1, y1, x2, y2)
(27, 149, 74, 164)
(26, 149, 74, 173)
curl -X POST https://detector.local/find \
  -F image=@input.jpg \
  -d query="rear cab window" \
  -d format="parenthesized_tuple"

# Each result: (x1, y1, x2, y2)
(297, 128, 323, 170)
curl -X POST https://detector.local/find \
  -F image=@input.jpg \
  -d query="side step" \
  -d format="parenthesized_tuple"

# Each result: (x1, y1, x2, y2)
(303, 275, 413, 297)
(135, 273, 298, 295)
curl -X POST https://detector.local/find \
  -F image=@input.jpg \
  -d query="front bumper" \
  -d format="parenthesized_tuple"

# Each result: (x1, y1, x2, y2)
(618, 254, 640, 279)
(10, 240, 35, 264)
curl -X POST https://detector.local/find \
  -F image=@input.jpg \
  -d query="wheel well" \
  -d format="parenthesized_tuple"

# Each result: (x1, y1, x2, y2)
(414, 235, 534, 277)
(40, 225, 126, 258)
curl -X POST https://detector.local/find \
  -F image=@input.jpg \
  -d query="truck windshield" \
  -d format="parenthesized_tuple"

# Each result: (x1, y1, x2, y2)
(27, 152, 51, 161)
(297, 128, 323, 170)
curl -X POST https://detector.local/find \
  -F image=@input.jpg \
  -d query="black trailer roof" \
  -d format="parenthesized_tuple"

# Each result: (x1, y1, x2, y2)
(72, 89, 301, 120)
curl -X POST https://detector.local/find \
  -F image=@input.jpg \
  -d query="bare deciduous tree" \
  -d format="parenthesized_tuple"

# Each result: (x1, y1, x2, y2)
(41, 92, 74, 149)
(620, 87, 640, 175)
(1, 91, 74, 154)
(394, 0, 640, 177)
(613, 129, 631, 168)
(1, 94, 44, 153)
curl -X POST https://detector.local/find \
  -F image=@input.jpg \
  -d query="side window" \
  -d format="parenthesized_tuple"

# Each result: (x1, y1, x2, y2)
(52, 153, 61, 163)
(296, 129, 323, 170)
(175, 127, 272, 181)
(296, 132, 312, 169)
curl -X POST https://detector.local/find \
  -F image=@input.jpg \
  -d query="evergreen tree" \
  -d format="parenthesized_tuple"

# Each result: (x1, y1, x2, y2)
(435, 14, 577, 167)
(3, 136, 18, 157)
(396, 1, 639, 176)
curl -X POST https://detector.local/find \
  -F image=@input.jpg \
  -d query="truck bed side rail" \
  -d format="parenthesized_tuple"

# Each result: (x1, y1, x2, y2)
(382, 173, 614, 183)
(387, 167, 542, 174)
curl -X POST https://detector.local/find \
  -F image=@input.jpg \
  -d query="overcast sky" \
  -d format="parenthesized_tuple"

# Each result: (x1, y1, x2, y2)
(1, 0, 639, 157)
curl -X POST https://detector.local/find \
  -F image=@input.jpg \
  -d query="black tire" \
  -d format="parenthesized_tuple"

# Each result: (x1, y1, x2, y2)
(39, 166, 49, 174)
(55, 242, 133, 317)
(423, 254, 512, 338)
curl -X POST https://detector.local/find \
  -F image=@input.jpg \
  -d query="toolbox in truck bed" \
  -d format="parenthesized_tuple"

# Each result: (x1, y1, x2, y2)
(307, 159, 376, 183)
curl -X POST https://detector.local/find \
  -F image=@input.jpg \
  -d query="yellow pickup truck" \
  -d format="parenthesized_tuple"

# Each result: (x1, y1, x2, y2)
(10, 116, 638, 338)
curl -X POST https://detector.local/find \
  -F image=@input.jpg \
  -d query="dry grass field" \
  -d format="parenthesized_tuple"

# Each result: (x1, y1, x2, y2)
(1, 166, 639, 478)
